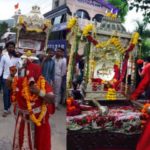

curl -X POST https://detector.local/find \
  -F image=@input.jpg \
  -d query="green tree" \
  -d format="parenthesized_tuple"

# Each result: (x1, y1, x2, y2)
(129, 0, 150, 24)
(0, 22, 8, 37)
(135, 21, 150, 58)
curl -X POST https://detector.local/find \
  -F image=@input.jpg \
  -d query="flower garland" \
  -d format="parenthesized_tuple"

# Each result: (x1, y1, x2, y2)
(110, 37, 125, 53)
(141, 103, 150, 119)
(82, 24, 139, 54)
(66, 20, 139, 90)
(22, 75, 47, 126)
(66, 21, 139, 53)
(106, 88, 117, 100)
(82, 24, 94, 37)
(66, 97, 81, 116)
(18, 16, 51, 32)
(11, 77, 18, 103)
(67, 97, 75, 111)
(67, 17, 77, 29)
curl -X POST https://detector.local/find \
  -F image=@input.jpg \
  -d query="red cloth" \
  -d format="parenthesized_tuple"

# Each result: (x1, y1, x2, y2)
(137, 59, 144, 65)
(136, 120, 150, 150)
(26, 61, 42, 81)
(130, 63, 150, 150)
(131, 63, 150, 100)
(12, 62, 54, 150)
(113, 64, 120, 80)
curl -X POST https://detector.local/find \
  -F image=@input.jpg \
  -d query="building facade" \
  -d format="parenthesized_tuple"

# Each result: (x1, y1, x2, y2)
(52, 0, 66, 9)
(44, 0, 108, 52)
(44, 0, 134, 54)
(44, 0, 69, 51)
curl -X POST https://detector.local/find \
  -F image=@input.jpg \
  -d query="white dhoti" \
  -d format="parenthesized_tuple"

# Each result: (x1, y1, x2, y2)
(54, 75, 62, 107)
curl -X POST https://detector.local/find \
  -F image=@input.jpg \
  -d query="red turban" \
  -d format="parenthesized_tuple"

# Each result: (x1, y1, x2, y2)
(26, 61, 42, 82)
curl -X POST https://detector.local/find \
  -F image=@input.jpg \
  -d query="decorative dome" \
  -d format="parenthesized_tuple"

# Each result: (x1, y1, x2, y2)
(99, 17, 126, 34)
(18, 5, 51, 33)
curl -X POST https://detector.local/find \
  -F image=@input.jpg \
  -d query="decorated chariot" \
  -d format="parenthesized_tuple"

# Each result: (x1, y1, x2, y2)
(66, 8, 150, 150)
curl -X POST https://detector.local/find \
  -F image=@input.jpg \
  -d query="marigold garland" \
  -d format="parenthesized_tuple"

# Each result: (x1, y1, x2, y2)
(141, 103, 150, 119)
(81, 23, 139, 54)
(21, 75, 47, 126)
(82, 24, 94, 37)
(106, 88, 117, 100)
(67, 97, 75, 111)
(66, 21, 139, 90)
(18, 16, 51, 32)
(11, 77, 18, 103)
(67, 17, 77, 29)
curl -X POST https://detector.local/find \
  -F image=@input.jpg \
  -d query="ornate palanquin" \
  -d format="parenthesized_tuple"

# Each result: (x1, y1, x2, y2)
(16, 5, 51, 55)
(82, 17, 139, 101)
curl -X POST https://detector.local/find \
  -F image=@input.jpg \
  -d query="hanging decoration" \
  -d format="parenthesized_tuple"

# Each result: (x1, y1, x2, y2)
(82, 23, 139, 54)
(106, 12, 117, 19)
(67, 17, 77, 30)
(66, 15, 139, 100)
(66, 19, 79, 90)
(82, 24, 94, 37)
(106, 88, 117, 100)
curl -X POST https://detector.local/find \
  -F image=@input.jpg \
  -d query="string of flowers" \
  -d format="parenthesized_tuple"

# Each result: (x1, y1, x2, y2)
(67, 17, 77, 30)
(82, 24, 139, 53)
(67, 20, 139, 53)
(110, 37, 125, 53)
(66, 17, 79, 91)
(66, 20, 139, 90)
(141, 103, 150, 119)
(106, 88, 117, 100)
(114, 32, 139, 89)
(18, 15, 51, 32)
(67, 97, 75, 112)
(22, 75, 47, 126)
(11, 77, 18, 103)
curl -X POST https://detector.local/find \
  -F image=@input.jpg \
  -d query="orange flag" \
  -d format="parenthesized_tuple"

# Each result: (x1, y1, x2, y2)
(14, 3, 19, 9)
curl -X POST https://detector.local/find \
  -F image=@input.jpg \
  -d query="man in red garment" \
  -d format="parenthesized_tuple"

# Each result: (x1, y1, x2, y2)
(131, 57, 150, 100)
(130, 57, 150, 150)
(7, 61, 55, 150)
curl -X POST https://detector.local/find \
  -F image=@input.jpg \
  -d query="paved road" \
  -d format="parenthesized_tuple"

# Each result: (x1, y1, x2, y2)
(0, 93, 66, 150)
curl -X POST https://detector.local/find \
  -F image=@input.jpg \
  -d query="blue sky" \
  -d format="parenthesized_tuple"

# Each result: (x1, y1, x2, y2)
(0, 0, 149, 32)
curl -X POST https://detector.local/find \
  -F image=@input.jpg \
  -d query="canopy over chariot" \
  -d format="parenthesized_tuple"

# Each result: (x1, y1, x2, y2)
(67, 13, 139, 101)
(16, 5, 51, 58)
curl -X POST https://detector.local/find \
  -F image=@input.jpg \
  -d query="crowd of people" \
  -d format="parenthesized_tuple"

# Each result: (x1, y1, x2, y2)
(0, 42, 67, 116)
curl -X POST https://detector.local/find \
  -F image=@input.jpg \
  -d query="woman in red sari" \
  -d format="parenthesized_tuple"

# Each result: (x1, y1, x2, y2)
(7, 61, 55, 150)
(130, 57, 150, 150)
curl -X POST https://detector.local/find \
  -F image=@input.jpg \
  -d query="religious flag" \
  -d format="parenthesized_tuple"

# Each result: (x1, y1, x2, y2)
(14, 3, 19, 9)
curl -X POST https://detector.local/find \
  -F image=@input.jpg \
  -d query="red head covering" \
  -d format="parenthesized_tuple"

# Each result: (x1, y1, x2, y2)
(26, 61, 42, 81)
(137, 59, 144, 65)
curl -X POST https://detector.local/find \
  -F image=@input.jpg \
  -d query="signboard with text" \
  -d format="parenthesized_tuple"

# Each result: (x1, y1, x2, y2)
(48, 40, 67, 54)
(77, 0, 102, 8)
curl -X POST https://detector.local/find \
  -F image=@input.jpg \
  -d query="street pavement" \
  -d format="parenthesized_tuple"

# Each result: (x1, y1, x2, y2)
(0, 93, 66, 150)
